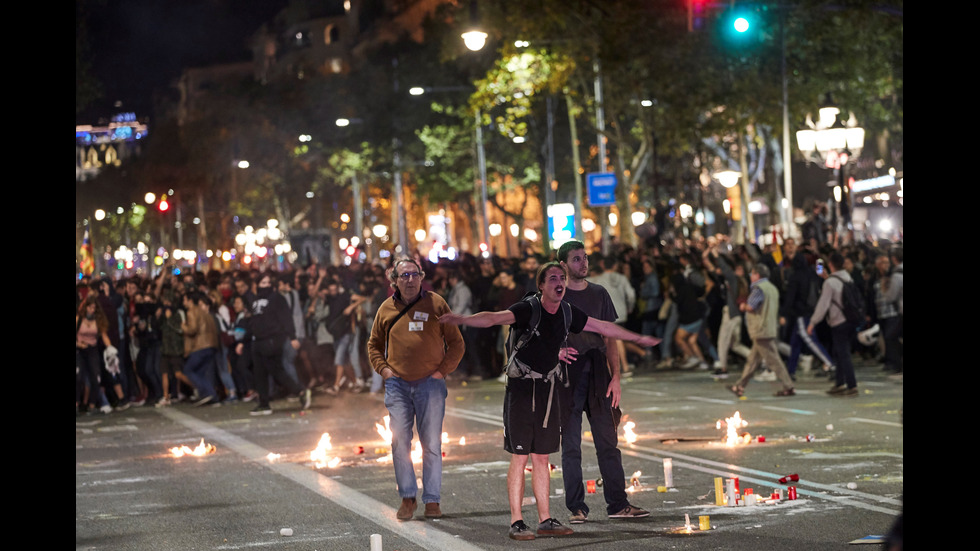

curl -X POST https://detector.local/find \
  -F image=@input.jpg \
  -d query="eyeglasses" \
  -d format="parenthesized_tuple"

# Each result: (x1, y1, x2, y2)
(398, 272, 422, 281)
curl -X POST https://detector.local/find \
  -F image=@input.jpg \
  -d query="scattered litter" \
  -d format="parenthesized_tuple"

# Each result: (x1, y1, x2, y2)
(280, 528, 293, 537)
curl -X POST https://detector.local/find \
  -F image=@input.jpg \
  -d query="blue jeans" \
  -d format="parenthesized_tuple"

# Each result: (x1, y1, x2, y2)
(184, 347, 218, 400)
(560, 361, 628, 515)
(215, 345, 237, 397)
(383, 375, 447, 504)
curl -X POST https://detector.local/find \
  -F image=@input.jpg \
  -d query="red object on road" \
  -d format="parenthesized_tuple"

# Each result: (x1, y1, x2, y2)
(779, 474, 799, 484)
(787, 486, 797, 500)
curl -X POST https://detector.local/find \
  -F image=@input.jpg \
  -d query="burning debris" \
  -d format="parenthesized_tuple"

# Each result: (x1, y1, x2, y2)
(310, 433, 341, 469)
(169, 438, 216, 458)
(623, 421, 638, 444)
(716, 411, 751, 446)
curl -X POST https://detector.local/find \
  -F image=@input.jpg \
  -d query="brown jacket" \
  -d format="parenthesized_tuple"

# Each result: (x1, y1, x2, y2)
(182, 306, 219, 357)
(367, 290, 464, 382)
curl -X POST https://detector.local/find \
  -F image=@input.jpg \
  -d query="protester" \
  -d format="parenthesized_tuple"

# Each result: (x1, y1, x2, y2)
(557, 241, 654, 524)
(234, 272, 312, 415)
(808, 252, 859, 396)
(438, 261, 659, 540)
(728, 264, 796, 397)
(367, 257, 465, 522)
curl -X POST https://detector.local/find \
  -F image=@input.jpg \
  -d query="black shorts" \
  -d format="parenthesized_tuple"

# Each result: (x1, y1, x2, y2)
(503, 377, 561, 455)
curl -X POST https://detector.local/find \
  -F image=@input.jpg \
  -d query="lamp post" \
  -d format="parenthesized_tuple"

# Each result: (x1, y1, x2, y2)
(714, 170, 745, 243)
(796, 99, 865, 243)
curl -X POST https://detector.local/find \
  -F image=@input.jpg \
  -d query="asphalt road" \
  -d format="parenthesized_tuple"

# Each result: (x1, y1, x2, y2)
(76, 361, 903, 550)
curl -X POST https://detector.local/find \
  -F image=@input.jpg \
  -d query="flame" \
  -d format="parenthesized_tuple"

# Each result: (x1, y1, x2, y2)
(630, 470, 642, 487)
(311, 433, 340, 469)
(718, 411, 752, 446)
(458, 436, 466, 445)
(411, 440, 423, 463)
(266, 452, 281, 462)
(376, 415, 393, 444)
(441, 432, 449, 444)
(169, 438, 216, 457)
(623, 421, 638, 444)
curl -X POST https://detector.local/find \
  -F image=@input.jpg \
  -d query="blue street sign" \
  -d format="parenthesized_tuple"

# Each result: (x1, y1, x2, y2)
(587, 172, 617, 207)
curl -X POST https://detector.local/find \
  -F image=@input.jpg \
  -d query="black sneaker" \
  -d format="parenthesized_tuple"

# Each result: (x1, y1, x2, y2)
(608, 504, 650, 519)
(569, 510, 588, 524)
(249, 405, 273, 416)
(508, 520, 535, 541)
(536, 518, 573, 536)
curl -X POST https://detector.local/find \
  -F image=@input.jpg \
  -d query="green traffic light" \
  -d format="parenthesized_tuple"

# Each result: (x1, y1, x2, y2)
(733, 17, 750, 33)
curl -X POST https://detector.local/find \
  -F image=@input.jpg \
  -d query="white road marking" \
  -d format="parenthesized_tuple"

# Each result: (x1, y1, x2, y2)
(156, 407, 485, 551)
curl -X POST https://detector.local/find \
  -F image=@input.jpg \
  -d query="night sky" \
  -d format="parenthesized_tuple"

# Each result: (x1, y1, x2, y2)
(78, 0, 288, 123)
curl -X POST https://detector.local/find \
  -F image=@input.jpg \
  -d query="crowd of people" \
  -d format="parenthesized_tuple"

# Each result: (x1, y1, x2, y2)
(75, 230, 903, 416)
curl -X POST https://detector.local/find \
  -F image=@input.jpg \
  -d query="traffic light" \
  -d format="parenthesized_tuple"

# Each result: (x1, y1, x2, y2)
(158, 198, 170, 212)
(718, 5, 765, 47)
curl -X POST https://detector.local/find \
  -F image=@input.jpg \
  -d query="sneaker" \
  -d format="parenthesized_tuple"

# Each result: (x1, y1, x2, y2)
(839, 387, 859, 397)
(224, 393, 238, 404)
(712, 368, 729, 379)
(424, 502, 442, 518)
(131, 398, 146, 407)
(536, 518, 573, 536)
(242, 390, 258, 402)
(396, 497, 417, 521)
(608, 504, 650, 519)
(654, 358, 675, 370)
(155, 397, 171, 408)
(193, 395, 214, 407)
(774, 387, 795, 397)
(755, 370, 777, 382)
(323, 385, 339, 396)
(569, 510, 588, 524)
(115, 400, 131, 412)
(509, 520, 535, 541)
(300, 389, 312, 410)
(99, 404, 113, 414)
(826, 384, 847, 395)
(680, 357, 700, 369)
(249, 405, 273, 416)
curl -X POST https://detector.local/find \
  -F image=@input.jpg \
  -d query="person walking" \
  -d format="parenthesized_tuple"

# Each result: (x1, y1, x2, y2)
(779, 251, 835, 379)
(180, 290, 222, 407)
(729, 264, 796, 398)
(235, 272, 312, 415)
(367, 258, 465, 522)
(556, 240, 653, 525)
(439, 261, 659, 541)
(808, 253, 859, 396)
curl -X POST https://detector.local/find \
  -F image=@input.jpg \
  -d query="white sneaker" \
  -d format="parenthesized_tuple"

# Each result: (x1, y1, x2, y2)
(155, 398, 171, 408)
(698, 361, 710, 370)
(681, 357, 700, 369)
(755, 370, 777, 382)
(99, 404, 113, 414)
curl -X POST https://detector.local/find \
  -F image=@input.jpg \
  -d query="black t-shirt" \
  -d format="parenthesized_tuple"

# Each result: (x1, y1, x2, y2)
(562, 283, 616, 354)
(508, 299, 588, 375)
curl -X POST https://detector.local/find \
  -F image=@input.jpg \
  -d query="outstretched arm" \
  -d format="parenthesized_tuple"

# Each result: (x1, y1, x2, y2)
(439, 309, 515, 328)
(584, 317, 661, 348)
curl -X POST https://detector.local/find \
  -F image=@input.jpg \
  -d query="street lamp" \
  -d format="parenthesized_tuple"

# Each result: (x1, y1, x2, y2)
(796, 99, 865, 242)
(713, 170, 744, 242)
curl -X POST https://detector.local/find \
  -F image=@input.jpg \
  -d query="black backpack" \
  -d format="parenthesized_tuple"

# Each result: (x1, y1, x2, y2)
(504, 293, 572, 379)
(831, 275, 865, 327)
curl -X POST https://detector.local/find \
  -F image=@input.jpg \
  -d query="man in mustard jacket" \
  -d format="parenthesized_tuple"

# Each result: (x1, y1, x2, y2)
(367, 258, 464, 522)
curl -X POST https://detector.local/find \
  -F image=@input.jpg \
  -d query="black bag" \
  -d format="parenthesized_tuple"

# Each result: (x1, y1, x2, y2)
(831, 275, 865, 327)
